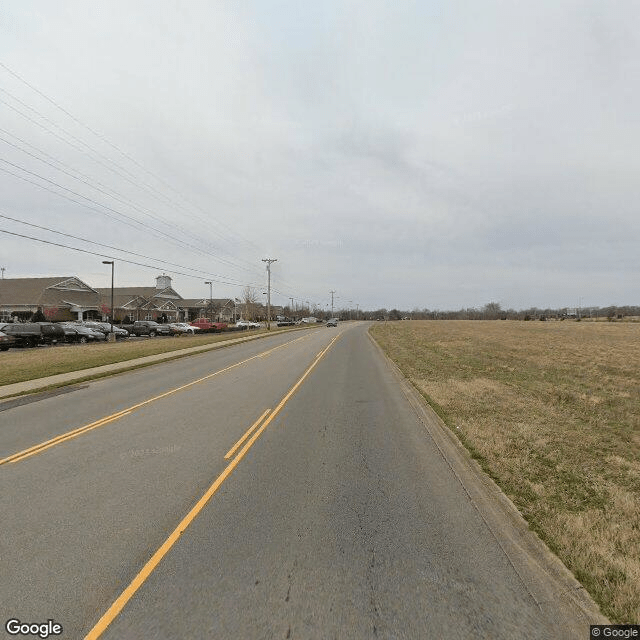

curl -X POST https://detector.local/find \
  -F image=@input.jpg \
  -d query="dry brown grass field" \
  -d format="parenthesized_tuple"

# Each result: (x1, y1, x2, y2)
(370, 320, 640, 624)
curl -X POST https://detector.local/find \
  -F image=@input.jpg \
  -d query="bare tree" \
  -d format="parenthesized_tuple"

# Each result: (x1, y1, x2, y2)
(483, 301, 502, 320)
(242, 286, 260, 320)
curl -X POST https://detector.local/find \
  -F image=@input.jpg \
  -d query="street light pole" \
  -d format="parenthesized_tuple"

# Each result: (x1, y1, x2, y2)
(205, 281, 212, 320)
(102, 261, 115, 340)
(262, 258, 277, 330)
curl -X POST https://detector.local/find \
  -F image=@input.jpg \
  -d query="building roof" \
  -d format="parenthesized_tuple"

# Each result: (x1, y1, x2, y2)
(95, 286, 183, 301)
(0, 277, 100, 308)
(178, 298, 207, 307)
(178, 298, 235, 308)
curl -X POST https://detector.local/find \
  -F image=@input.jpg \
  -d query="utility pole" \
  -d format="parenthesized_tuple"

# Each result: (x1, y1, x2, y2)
(262, 258, 277, 330)
(102, 261, 115, 341)
(290, 297, 294, 319)
(330, 290, 336, 318)
(205, 281, 212, 319)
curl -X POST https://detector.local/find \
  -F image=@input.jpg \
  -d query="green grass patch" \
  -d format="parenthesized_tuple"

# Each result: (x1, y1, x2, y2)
(0, 328, 303, 386)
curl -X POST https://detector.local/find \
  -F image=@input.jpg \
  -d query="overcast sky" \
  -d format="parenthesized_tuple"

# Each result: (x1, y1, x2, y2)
(1, 1, 638, 312)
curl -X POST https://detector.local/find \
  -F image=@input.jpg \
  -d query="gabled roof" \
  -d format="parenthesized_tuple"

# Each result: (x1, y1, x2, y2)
(100, 293, 149, 309)
(178, 298, 235, 308)
(179, 298, 207, 307)
(95, 286, 183, 300)
(0, 277, 99, 306)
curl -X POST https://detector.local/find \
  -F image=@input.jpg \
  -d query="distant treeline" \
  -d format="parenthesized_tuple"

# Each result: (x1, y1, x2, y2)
(360, 303, 640, 321)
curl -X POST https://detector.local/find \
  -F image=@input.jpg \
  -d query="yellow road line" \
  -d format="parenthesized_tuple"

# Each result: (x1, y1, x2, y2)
(224, 409, 271, 460)
(4, 412, 134, 465)
(84, 333, 340, 640)
(1, 333, 314, 467)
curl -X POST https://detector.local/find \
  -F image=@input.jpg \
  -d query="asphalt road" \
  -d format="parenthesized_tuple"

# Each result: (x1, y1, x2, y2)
(1, 323, 602, 639)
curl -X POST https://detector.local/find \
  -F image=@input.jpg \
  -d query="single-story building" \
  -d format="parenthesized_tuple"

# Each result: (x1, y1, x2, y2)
(0, 276, 102, 322)
(96, 274, 183, 323)
(0, 273, 246, 325)
(178, 298, 238, 323)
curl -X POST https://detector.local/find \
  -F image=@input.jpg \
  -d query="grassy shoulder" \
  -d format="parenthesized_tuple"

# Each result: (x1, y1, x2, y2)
(370, 320, 640, 624)
(0, 328, 300, 386)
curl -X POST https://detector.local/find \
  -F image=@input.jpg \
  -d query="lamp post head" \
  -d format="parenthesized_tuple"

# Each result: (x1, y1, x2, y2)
(102, 260, 114, 265)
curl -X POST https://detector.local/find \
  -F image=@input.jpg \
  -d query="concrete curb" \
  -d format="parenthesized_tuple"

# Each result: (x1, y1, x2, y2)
(0, 327, 311, 400)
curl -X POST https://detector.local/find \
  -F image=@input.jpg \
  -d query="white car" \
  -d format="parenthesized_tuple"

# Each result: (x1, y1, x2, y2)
(169, 323, 200, 334)
(235, 320, 261, 329)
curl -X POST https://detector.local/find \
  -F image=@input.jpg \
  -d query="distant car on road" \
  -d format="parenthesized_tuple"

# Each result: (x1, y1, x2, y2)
(326, 318, 338, 327)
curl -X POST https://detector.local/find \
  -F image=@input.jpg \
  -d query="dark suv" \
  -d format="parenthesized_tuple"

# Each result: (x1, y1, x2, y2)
(1, 322, 65, 348)
(120, 321, 171, 337)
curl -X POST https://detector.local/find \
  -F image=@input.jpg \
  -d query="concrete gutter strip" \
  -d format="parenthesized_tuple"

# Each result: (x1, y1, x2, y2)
(0, 328, 308, 400)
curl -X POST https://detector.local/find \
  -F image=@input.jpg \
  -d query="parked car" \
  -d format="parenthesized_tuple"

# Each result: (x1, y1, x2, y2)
(1, 322, 64, 348)
(0, 330, 17, 351)
(119, 320, 170, 337)
(326, 318, 338, 327)
(79, 321, 129, 339)
(235, 320, 261, 329)
(169, 322, 200, 335)
(189, 318, 228, 331)
(59, 322, 106, 343)
(190, 318, 213, 330)
(190, 318, 228, 332)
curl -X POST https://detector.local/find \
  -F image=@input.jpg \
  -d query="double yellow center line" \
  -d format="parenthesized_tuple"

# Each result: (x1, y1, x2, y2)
(1, 332, 313, 467)
(84, 332, 340, 639)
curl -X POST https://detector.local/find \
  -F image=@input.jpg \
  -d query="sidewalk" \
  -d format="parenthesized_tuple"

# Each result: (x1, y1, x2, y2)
(0, 330, 297, 400)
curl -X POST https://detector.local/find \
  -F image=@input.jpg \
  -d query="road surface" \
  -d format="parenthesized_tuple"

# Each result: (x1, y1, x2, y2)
(1, 323, 603, 639)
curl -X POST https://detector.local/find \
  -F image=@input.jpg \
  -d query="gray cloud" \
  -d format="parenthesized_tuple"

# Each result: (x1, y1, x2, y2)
(0, 0, 638, 310)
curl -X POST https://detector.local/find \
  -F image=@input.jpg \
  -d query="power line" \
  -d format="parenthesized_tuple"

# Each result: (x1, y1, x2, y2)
(0, 61, 264, 255)
(0, 157, 263, 276)
(0, 64, 330, 304)
(0, 131, 262, 276)
(0, 92, 264, 275)
(0, 211, 264, 287)
(0, 212, 324, 302)
(0, 227, 259, 287)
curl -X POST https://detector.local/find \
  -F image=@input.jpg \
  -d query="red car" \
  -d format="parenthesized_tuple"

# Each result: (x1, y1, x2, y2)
(190, 318, 227, 331)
